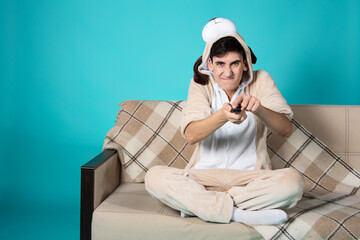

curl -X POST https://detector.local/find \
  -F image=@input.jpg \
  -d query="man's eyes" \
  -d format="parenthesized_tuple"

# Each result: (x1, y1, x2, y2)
(215, 62, 240, 66)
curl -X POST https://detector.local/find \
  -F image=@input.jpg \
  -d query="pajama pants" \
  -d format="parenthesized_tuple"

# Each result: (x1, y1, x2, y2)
(145, 166, 305, 223)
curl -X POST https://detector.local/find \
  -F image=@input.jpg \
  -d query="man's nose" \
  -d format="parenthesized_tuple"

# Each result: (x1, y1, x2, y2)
(224, 65, 233, 77)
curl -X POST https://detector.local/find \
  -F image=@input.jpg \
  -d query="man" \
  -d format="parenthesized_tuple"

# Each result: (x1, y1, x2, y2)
(145, 18, 304, 225)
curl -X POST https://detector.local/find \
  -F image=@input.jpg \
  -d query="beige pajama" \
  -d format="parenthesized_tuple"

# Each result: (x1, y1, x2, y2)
(144, 68, 302, 224)
(145, 165, 305, 223)
(144, 32, 303, 224)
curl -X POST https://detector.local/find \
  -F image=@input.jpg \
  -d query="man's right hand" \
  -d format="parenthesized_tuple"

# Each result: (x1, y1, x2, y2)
(222, 102, 248, 124)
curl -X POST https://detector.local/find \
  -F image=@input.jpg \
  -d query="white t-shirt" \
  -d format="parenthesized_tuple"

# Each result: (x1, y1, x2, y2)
(195, 83, 257, 170)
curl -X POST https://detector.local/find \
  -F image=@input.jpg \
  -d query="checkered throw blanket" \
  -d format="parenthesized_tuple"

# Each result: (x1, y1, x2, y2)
(103, 100, 360, 240)
(103, 100, 195, 182)
(254, 119, 360, 240)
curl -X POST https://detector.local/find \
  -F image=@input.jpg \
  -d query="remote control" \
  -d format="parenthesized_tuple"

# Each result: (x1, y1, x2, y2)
(231, 107, 242, 114)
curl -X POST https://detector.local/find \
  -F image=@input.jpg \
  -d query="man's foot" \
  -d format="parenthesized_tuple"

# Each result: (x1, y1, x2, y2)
(231, 207, 288, 225)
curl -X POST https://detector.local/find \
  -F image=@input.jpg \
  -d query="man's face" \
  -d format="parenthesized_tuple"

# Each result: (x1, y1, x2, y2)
(209, 51, 248, 100)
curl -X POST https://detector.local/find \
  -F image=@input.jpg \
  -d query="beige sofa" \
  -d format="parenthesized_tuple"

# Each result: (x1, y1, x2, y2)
(80, 103, 360, 240)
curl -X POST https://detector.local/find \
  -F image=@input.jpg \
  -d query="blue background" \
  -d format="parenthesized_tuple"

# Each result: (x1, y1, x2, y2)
(1, 0, 359, 239)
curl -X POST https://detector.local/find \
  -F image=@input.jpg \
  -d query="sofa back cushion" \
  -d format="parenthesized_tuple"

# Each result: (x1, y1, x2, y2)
(103, 100, 195, 182)
(291, 105, 360, 172)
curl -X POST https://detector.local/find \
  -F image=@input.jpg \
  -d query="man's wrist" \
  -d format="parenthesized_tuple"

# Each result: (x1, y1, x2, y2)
(253, 104, 263, 117)
(217, 108, 229, 125)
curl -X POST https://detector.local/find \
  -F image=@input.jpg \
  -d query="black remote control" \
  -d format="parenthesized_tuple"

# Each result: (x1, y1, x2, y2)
(231, 107, 241, 114)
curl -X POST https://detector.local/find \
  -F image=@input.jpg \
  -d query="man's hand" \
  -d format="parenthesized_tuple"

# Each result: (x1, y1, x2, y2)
(232, 93, 261, 113)
(221, 93, 260, 124)
(229, 93, 292, 137)
(222, 102, 248, 124)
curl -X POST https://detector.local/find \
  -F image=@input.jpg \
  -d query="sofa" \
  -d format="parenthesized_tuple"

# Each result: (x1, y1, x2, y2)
(81, 101, 360, 240)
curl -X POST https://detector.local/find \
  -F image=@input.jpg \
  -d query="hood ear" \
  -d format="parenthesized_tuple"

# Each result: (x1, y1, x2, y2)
(248, 46, 257, 64)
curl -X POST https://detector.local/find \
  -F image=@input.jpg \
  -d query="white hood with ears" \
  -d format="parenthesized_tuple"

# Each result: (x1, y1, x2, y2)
(198, 18, 254, 88)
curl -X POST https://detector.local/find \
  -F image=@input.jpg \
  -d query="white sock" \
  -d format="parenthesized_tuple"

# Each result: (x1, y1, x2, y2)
(180, 211, 190, 218)
(231, 207, 288, 225)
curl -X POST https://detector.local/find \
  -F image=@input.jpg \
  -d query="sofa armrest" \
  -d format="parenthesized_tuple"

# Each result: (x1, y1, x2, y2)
(80, 149, 120, 240)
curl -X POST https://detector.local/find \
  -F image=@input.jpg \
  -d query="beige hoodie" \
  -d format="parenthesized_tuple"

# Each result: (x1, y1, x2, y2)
(180, 32, 293, 172)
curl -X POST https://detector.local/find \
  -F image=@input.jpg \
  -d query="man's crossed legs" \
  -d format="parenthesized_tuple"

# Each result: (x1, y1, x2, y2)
(145, 166, 304, 225)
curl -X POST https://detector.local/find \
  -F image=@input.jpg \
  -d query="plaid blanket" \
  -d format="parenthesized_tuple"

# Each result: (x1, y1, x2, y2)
(103, 100, 360, 239)
(254, 119, 360, 240)
(103, 100, 195, 182)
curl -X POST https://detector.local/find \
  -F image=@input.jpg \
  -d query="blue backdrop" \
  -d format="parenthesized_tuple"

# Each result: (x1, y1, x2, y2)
(1, 0, 359, 239)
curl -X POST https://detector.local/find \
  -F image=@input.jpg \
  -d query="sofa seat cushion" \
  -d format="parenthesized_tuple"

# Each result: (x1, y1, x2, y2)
(92, 183, 263, 240)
